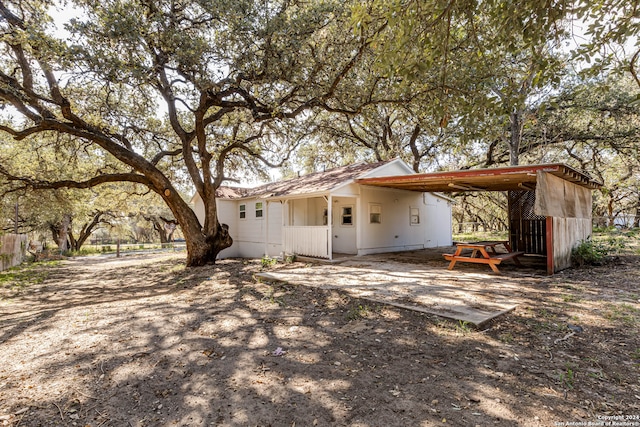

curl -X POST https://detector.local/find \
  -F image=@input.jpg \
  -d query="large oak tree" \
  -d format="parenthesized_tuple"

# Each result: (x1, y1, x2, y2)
(348, 0, 572, 167)
(0, 0, 381, 265)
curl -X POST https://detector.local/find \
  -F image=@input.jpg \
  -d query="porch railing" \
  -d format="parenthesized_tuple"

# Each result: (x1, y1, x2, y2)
(283, 226, 329, 259)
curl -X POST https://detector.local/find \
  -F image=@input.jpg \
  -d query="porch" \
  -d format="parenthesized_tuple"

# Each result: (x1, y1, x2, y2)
(281, 195, 357, 260)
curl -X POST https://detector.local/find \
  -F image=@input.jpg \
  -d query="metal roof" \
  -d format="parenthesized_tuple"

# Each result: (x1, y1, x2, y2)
(216, 159, 395, 199)
(356, 163, 602, 192)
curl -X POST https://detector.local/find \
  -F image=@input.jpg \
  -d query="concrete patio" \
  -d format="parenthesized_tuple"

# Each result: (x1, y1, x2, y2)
(257, 247, 547, 326)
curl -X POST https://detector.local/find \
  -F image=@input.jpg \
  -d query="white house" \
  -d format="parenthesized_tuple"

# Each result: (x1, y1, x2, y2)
(192, 158, 453, 260)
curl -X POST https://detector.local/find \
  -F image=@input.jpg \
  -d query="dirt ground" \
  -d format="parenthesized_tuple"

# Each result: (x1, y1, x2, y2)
(0, 251, 639, 426)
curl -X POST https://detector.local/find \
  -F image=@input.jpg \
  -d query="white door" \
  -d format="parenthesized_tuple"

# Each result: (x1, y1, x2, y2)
(424, 199, 452, 247)
(332, 202, 357, 254)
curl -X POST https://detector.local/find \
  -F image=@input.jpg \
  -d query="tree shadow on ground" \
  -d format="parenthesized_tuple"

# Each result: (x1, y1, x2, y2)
(0, 253, 638, 426)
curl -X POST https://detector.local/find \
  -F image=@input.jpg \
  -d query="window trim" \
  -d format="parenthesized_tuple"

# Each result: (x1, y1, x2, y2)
(410, 206, 420, 226)
(369, 203, 382, 224)
(340, 205, 354, 226)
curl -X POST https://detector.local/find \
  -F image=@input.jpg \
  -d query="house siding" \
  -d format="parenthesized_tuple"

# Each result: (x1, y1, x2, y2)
(423, 193, 453, 247)
(196, 198, 283, 259)
(266, 201, 284, 256)
(332, 182, 360, 197)
(191, 159, 453, 260)
(358, 186, 430, 255)
(218, 200, 240, 258)
(232, 200, 283, 259)
(360, 160, 414, 178)
(195, 190, 452, 259)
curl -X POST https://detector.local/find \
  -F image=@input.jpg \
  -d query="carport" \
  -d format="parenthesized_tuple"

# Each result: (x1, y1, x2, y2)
(356, 163, 602, 274)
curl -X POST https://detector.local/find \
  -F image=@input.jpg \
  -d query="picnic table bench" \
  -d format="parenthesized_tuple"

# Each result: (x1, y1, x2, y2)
(443, 241, 524, 273)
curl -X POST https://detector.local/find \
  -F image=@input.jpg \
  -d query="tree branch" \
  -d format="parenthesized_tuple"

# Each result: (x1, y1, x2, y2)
(0, 166, 153, 193)
(151, 148, 183, 165)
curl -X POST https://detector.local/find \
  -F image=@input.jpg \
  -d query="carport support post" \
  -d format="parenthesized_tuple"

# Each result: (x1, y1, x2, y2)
(356, 195, 362, 256)
(546, 216, 554, 275)
(265, 199, 269, 258)
(280, 200, 287, 257)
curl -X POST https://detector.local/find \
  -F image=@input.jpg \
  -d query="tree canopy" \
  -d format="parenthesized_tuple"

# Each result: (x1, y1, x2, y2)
(0, 0, 388, 265)
(1, 0, 640, 265)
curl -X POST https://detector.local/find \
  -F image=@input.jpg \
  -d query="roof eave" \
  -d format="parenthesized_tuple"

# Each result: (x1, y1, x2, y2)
(356, 163, 602, 192)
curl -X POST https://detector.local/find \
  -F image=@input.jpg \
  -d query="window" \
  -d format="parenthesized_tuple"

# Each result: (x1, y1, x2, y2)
(255, 202, 263, 218)
(410, 207, 420, 225)
(369, 203, 382, 224)
(322, 208, 328, 225)
(341, 206, 353, 226)
(239, 204, 246, 219)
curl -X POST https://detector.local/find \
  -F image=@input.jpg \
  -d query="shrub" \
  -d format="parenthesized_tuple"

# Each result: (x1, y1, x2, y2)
(571, 239, 609, 266)
(261, 256, 278, 268)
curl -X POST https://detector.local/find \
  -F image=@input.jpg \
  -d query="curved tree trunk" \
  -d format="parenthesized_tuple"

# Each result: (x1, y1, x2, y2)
(145, 215, 169, 243)
(607, 194, 615, 227)
(160, 189, 232, 266)
(144, 215, 179, 244)
(49, 223, 64, 248)
(69, 211, 107, 251)
(49, 216, 72, 253)
(183, 223, 233, 267)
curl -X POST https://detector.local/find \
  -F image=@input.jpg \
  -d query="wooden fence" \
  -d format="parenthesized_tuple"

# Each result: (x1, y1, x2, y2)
(0, 234, 28, 271)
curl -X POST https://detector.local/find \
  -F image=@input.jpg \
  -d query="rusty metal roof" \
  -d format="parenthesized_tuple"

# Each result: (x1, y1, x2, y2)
(216, 159, 395, 199)
(356, 163, 602, 192)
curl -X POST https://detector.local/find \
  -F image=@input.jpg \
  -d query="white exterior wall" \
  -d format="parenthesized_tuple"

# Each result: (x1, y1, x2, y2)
(192, 195, 282, 259)
(361, 159, 414, 178)
(290, 199, 307, 226)
(217, 199, 240, 258)
(423, 193, 453, 247)
(266, 201, 284, 256)
(193, 195, 205, 225)
(358, 187, 427, 255)
(307, 198, 327, 225)
(234, 199, 282, 258)
(356, 188, 452, 255)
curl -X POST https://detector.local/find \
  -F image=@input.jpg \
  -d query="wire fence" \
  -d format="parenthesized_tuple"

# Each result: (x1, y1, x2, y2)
(592, 216, 639, 229)
(454, 216, 639, 235)
(452, 222, 509, 234)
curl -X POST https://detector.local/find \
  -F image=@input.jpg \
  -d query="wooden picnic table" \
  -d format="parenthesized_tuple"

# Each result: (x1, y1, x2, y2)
(443, 240, 524, 273)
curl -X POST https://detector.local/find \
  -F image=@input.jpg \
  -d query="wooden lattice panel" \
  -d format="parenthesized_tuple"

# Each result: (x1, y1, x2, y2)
(508, 191, 546, 255)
